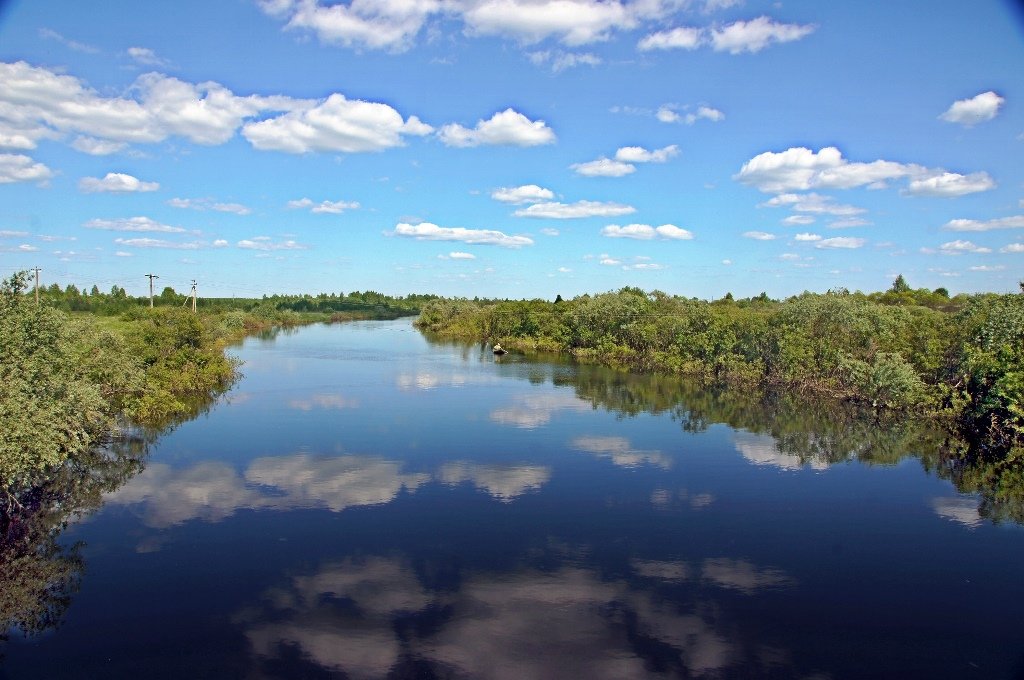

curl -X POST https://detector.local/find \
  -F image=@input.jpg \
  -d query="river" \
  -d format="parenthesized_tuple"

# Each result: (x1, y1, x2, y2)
(3, 318, 1023, 679)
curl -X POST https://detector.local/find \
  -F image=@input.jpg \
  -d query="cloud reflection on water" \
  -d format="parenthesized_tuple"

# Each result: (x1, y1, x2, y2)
(105, 454, 552, 528)
(572, 435, 671, 469)
(239, 554, 800, 678)
(489, 391, 593, 428)
(733, 431, 829, 471)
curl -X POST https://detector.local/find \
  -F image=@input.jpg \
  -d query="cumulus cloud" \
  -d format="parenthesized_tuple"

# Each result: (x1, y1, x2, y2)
(782, 215, 815, 226)
(84, 216, 185, 233)
(527, 50, 602, 72)
(939, 91, 1004, 126)
(614, 144, 678, 163)
(491, 184, 554, 204)
(127, 46, 169, 67)
(461, 0, 641, 46)
(1000, 243, 1024, 253)
(438, 108, 555, 148)
(794, 232, 822, 241)
(168, 197, 252, 215)
(969, 264, 1005, 272)
(937, 240, 992, 255)
(602, 223, 693, 240)
(827, 217, 871, 229)
(237, 236, 308, 251)
(761, 192, 865, 216)
(0, 153, 53, 184)
(393, 222, 533, 248)
(571, 157, 635, 177)
(287, 197, 361, 213)
(71, 136, 128, 155)
(656, 104, 724, 124)
(737, 147, 922, 193)
(815, 237, 865, 249)
(79, 172, 159, 193)
(243, 93, 432, 153)
(264, 0, 442, 52)
(113, 237, 203, 249)
(0, 60, 436, 156)
(514, 200, 635, 219)
(903, 171, 995, 197)
(709, 16, 816, 54)
(448, 251, 476, 259)
(638, 26, 703, 51)
(942, 215, 1024, 232)
(743, 231, 776, 240)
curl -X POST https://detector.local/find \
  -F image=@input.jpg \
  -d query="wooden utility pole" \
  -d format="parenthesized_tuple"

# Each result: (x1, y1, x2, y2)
(146, 273, 159, 308)
(30, 267, 41, 305)
(190, 279, 197, 313)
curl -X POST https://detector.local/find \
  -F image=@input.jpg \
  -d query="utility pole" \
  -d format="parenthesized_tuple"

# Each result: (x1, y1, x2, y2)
(190, 279, 197, 313)
(146, 273, 159, 308)
(30, 266, 41, 305)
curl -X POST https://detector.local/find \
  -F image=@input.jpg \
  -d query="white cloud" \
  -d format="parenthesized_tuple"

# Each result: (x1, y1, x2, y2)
(942, 215, 1024, 232)
(939, 91, 1004, 127)
(84, 216, 186, 233)
(38, 28, 99, 54)
(737, 147, 926, 193)
(794, 232, 821, 241)
(638, 26, 703, 51)
(266, 0, 441, 52)
(710, 16, 816, 54)
(827, 217, 871, 229)
(169, 197, 252, 215)
(491, 184, 554, 204)
(571, 157, 635, 177)
(656, 104, 723, 125)
(938, 240, 992, 255)
(743, 231, 775, 240)
(0, 230, 28, 237)
(969, 264, 1005, 272)
(540, 227, 559, 236)
(527, 50, 602, 72)
(287, 197, 360, 213)
(237, 237, 308, 251)
(721, 259, 732, 265)
(113, 237, 203, 249)
(213, 239, 229, 247)
(815, 237, 866, 249)
(0, 153, 53, 184)
(438, 108, 555, 148)
(127, 46, 169, 67)
(462, 0, 638, 46)
(1000, 243, 1024, 253)
(0, 243, 39, 253)
(761, 192, 865, 216)
(903, 171, 995, 197)
(514, 200, 635, 219)
(614, 144, 678, 163)
(571, 435, 670, 468)
(243, 93, 432, 153)
(115, 251, 132, 257)
(79, 172, 159, 193)
(602, 223, 693, 240)
(71, 136, 128, 155)
(393, 222, 533, 248)
(448, 251, 476, 260)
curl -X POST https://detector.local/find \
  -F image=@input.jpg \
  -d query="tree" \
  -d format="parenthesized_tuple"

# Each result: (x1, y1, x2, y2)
(890, 274, 911, 294)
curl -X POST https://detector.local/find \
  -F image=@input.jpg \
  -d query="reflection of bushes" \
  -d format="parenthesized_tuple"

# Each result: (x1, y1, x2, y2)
(1, 439, 145, 643)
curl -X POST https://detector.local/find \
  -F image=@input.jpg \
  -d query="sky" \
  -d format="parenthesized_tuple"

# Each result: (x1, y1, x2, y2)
(0, 0, 1022, 300)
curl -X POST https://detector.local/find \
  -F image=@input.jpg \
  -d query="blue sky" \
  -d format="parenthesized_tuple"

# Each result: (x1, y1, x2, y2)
(0, 0, 1021, 300)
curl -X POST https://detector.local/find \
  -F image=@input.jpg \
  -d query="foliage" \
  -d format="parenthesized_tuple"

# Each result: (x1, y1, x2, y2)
(416, 282, 1023, 454)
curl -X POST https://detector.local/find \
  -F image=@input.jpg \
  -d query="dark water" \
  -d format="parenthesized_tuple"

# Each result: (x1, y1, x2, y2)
(3, 318, 1023, 679)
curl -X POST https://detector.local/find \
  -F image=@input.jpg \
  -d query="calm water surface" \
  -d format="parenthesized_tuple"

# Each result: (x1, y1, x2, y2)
(4, 318, 1023, 679)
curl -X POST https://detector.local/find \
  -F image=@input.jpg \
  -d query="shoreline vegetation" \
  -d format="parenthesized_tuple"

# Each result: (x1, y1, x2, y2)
(1, 272, 427, 520)
(414, 279, 1023, 461)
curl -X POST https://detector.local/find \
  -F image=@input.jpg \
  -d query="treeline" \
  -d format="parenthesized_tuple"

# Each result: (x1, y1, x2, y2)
(415, 279, 1024, 455)
(35, 283, 432, 319)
